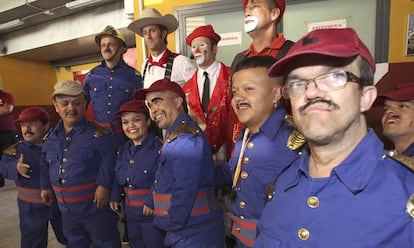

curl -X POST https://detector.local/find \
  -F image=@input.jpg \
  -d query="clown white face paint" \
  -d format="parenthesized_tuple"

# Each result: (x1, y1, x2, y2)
(191, 41, 208, 65)
(244, 16, 259, 33)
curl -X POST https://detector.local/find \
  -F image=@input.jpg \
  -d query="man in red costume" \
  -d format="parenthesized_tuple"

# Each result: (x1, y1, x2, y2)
(183, 25, 239, 163)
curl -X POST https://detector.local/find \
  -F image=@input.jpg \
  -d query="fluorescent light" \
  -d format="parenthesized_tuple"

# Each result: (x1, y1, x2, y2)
(65, 0, 104, 10)
(0, 19, 24, 31)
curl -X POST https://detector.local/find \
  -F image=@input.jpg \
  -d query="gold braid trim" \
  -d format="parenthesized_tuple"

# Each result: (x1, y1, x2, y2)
(166, 121, 200, 143)
(386, 150, 414, 172)
(91, 122, 111, 138)
(2, 142, 20, 156)
(284, 115, 306, 151)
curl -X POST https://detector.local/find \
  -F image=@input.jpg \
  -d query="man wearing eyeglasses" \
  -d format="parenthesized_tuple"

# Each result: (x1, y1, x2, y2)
(254, 28, 414, 247)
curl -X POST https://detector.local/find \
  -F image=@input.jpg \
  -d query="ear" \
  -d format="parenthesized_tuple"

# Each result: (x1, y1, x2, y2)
(360, 85, 377, 112)
(161, 30, 168, 40)
(270, 7, 281, 22)
(174, 96, 184, 109)
(272, 85, 282, 106)
(53, 100, 59, 113)
(212, 44, 218, 55)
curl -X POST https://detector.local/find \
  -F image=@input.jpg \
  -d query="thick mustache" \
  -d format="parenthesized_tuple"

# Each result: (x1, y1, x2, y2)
(65, 110, 77, 116)
(24, 131, 34, 136)
(236, 102, 250, 108)
(299, 99, 340, 113)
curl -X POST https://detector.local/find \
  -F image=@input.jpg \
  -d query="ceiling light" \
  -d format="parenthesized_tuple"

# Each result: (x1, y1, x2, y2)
(0, 19, 25, 31)
(65, 0, 104, 10)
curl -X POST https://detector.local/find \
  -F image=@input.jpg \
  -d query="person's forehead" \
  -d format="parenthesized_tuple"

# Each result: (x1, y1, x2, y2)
(191, 36, 210, 44)
(142, 24, 161, 31)
(146, 90, 168, 100)
(121, 111, 146, 118)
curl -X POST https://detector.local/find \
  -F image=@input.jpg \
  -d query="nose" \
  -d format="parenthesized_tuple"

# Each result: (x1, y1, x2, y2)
(243, 7, 252, 18)
(303, 81, 324, 100)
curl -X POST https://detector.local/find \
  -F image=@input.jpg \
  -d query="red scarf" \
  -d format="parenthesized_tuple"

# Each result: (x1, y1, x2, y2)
(148, 50, 171, 69)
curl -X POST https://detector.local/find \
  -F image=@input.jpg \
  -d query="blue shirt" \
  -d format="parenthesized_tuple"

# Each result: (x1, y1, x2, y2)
(403, 142, 414, 157)
(83, 60, 142, 131)
(40, 119, 116, 215)
(111, 133, 162, 220)
(152, 114, 223, 243)
(215, 108, 299, 220)
(255, 129, 414, 247)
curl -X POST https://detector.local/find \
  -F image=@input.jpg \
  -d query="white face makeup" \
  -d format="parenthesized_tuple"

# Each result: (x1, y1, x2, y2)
(191, 41, 208, 65)
(244, 16, 259, 33)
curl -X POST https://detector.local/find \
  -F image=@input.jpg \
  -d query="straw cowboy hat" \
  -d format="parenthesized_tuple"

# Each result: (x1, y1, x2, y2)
(128, 8, 178, 37)
(95, 25, 126, 47)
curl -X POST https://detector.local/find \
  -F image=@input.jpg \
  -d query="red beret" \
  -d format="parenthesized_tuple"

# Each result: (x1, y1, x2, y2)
(243, 0, 285, 24)
(15, 107, 49, 123)
(134, 79, 185, 101)
(115, 100, 149, 116)
(186, 25, 221, 46)
(269, 28, 375, 77)
(375, 83, 414, 106)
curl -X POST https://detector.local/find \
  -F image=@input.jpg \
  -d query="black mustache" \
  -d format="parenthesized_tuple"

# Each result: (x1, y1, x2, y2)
(236, 102, 250, 108)
(299, 99, 340, 113)
(24, 131, 34, 136)
(65, 110, 78, 116)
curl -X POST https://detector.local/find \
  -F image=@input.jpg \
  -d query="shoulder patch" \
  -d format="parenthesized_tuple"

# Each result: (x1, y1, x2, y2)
(166, 121, 200, 143)
(90, 122, 111, 137)
(284, 115, 306, 150)
(2, 142, 20, 156)
(386, 150, 414, 172)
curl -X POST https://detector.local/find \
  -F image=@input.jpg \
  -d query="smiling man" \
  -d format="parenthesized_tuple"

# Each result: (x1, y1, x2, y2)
(254, 28, 414, 247)
(83, 25, 142, 145)
(134, 79, 224, 248)
(214, 56, 301, 248)
(40, 80, 121, 247)
(378, 83, 414, 156)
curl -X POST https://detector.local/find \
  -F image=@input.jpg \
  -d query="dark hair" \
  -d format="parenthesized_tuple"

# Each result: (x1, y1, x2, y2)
(157, 24, 169, 46)
(231, 55, 277, 82)
(359, 57, 374, 86)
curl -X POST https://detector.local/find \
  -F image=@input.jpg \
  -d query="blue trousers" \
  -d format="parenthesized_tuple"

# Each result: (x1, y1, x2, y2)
(127, 217, 165, 248)
(62, 206, 121, 248)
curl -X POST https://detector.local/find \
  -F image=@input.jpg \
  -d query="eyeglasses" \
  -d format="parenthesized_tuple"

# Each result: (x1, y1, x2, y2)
(282, 71, 361, 99)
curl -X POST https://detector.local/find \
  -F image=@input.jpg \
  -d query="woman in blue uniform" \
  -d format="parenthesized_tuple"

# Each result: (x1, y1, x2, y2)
(110, 99, 165, 248)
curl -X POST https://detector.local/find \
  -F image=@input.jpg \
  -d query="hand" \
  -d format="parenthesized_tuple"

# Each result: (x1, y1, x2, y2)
(17, 154, 31, 178)
(41, 189, 54, 207)
(110, 202, 119, 212)
(143, 205, 154, 216)
(94, 185, 109, 208)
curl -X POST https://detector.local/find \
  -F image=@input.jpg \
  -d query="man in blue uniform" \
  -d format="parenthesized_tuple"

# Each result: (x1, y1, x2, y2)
(40, 80, 121, 247)
(0, 107, 66, 248)
(83, 25, 142, 145)
(255, 28, 414, 247)
(214, 56, 302, 248)
(378, 82, 414, 157)
(110, 99, 165, 248)
(134, 79, 224, 248)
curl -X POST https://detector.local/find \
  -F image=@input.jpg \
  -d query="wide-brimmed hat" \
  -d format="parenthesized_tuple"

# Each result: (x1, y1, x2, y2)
(128, 8, 178, 37)
(95, 25, 126, 47)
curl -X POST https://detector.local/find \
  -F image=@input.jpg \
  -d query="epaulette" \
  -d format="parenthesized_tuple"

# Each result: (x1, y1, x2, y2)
(134, 68, 141, 76)
(2, 142, 21, 156)
(42, 128, 53, 141)
(386, 151, 414, 172)
(91, 122, 111, 138)
(284, 115, 306, 151)
(87, 67, 97, 76)
(166, 121, 200, 143)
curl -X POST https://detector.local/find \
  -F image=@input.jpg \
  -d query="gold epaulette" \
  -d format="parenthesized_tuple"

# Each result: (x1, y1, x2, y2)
(386, 151, 414, 172)
(91, 122, 111, 138)
(166, 121, 200, 143)
(2, 142, 20, 156)
(284, 115, 306, 151)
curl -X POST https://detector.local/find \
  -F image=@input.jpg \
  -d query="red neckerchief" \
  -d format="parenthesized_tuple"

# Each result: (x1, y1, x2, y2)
(148, 50, 171, 69)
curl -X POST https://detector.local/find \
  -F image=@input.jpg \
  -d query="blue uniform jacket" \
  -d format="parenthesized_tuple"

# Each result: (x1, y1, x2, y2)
(111, 133, 162, 220)
(215, 107, 298, 220)
(1, 141, 61, 214)
(83, 60, 142, 130)
(152, 114, 222, 233)
(255, 129, 414, 247)
(403, 142, 414, 157)
(40, 119, 116, 215)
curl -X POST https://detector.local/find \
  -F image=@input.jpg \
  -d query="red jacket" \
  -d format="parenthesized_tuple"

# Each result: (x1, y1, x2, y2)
(183, 62, 240, 159)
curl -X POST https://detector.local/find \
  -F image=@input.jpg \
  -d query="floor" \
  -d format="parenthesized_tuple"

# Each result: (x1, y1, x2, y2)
(0, 179, 130, 248)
